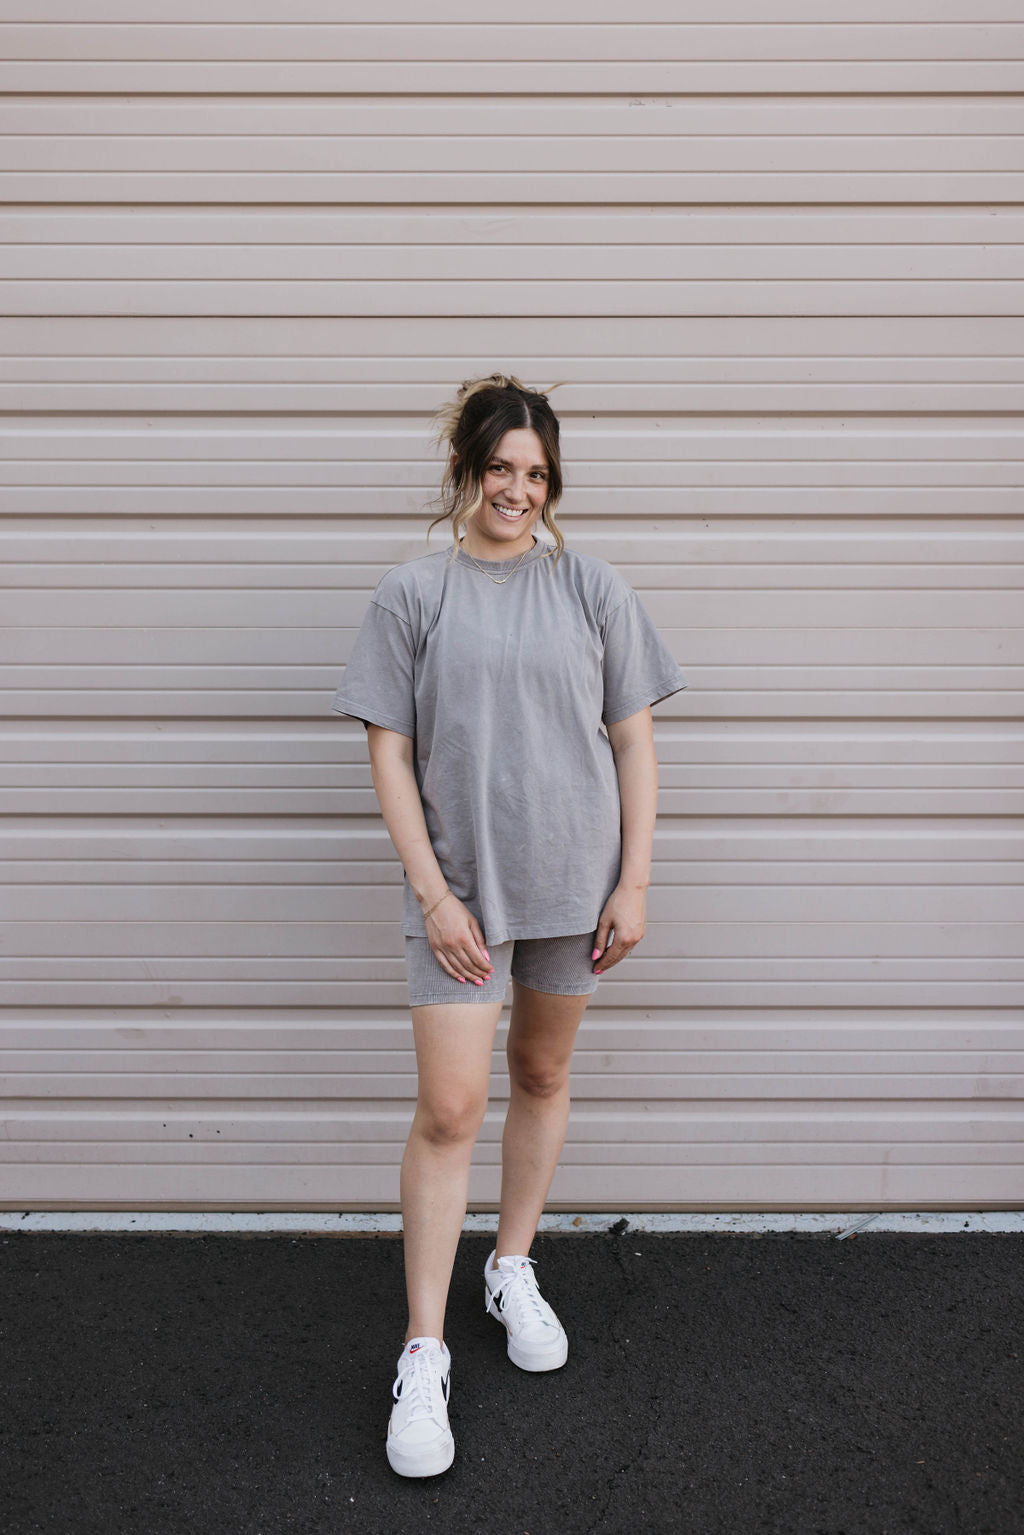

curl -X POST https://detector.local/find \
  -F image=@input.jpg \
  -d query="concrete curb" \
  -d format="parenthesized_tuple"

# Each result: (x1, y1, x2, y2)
(2, 1210, 1022, 1235)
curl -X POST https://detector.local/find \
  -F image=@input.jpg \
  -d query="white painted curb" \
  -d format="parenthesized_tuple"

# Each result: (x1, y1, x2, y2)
(1, 1211, 1021, 1236)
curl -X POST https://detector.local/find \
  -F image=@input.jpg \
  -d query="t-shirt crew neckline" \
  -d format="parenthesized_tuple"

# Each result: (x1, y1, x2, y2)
(455, 534, 550, 572)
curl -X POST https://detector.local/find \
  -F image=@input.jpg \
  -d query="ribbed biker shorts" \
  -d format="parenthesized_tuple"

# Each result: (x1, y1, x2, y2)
(405, 931, 602, 1007)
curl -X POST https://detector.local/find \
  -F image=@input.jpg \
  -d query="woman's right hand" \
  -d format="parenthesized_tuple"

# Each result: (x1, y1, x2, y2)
(424, 893, 494, 985)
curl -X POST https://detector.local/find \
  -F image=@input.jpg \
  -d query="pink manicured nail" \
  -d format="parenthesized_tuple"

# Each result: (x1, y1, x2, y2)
(457, 976, 466, 983)
(594, 969, 604, 976)
(483, 950, 491, 961)
(474, 978, 484, 986)
(591, 947, 601, 960)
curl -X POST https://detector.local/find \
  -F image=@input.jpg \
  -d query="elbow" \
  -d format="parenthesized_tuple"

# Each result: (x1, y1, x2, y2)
(367, 723, 415, 771)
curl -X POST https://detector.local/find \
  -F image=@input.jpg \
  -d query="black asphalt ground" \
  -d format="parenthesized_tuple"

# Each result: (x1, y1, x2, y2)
(3, 1227, 1022, 1535)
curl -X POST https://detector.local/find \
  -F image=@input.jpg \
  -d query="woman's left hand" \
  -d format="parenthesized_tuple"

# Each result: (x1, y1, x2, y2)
(592, 884, 647, 974)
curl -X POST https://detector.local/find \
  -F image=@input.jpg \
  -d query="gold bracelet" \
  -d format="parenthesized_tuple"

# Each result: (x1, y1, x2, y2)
(422, 888, 452, 922)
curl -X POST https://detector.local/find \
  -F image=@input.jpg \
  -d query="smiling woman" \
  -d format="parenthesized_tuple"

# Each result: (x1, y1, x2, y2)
(331, 372, 689, 1479)
(426, 372, 566, 565)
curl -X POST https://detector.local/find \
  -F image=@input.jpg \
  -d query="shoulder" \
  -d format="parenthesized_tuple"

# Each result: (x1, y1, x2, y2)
(554, 545, 634, 621)
(369, 548, 454, 622)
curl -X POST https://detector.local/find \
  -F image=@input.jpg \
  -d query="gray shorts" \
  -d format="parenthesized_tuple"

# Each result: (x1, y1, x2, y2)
(405, 931, 601, 1007)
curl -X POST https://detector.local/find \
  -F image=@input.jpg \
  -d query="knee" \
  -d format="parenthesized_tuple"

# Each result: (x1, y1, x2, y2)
(415, 1090, 486, 1147)
(508, 1054, 569, 1100)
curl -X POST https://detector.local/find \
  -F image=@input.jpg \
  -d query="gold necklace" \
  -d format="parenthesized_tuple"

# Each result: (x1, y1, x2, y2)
(459, 540, 536, 585)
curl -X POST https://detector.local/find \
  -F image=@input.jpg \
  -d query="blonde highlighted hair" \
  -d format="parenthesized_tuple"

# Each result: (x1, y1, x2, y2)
(426, 373, 566, 567)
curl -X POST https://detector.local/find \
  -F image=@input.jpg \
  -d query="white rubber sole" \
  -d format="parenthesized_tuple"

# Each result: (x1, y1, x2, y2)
(386, 1426, 455, 1479)
(506, 1331, 569, 1372)
(486, 1281, 569, 1371)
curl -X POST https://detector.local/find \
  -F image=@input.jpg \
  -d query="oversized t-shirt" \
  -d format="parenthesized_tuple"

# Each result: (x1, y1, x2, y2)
(331, 535, 688, 945)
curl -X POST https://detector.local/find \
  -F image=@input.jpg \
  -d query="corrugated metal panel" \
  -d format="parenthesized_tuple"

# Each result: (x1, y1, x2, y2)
(1, 5, 1021, 1210)
(2, 97, 1022, 203)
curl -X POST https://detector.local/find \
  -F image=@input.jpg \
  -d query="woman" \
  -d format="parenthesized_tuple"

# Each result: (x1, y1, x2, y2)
(331, 374, 688, 1478)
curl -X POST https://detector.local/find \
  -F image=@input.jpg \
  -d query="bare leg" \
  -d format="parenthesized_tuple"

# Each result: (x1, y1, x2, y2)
(401, 999, 504, 1343)
(492, 982, 592, 1265)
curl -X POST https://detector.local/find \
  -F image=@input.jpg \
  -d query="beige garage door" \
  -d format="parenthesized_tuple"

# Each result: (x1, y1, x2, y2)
(1, 4, 1020, 1210)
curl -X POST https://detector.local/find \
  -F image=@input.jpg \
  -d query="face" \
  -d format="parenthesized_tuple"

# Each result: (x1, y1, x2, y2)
(462, 427, 550, 558)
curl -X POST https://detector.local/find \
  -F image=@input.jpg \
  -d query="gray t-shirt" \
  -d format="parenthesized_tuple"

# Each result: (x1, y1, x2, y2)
(331, 535, 688, 945)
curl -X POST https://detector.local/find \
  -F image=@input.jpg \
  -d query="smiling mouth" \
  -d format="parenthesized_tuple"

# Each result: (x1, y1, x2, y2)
(494, 503, 528, 519)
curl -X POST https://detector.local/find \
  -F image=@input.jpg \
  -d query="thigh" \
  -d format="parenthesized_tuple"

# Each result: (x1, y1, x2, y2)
(406, 938, 510, 1119)
(509, 931, 601, 998)
(506, 932, 601, 1079)
(505, 979, 591, 1083)
(405, 935, 513, 1008)
(410, 998, 506, 1120)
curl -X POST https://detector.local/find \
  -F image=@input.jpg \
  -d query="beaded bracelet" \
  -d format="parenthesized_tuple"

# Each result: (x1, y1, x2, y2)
(422, 888, 452, 922)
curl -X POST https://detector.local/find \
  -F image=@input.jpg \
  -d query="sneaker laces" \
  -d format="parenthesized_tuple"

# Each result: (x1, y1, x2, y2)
(486, 1256, 558, 1330)
(392, 1344, 446, 1424)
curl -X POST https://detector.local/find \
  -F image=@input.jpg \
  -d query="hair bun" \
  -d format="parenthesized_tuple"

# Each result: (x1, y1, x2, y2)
(432, 373, 563, 449)
(457, 371, 528, 399)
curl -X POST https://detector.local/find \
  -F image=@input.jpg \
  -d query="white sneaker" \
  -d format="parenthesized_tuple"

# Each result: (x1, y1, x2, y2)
(483, 1250, 568, 1372)
(385, 1336, 455, 1478)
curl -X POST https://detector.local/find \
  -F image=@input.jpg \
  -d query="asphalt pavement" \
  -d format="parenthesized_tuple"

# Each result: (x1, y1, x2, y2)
(3, 1227, 1022, 1534)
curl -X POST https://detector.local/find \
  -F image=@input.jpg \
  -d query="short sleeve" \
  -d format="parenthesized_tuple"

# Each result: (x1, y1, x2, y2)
(600, 589, 689, 726)
(330, 598, 416, 738)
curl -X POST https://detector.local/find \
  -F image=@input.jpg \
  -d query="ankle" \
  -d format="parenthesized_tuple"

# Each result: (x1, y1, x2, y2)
(492, 1247, 530, 1267)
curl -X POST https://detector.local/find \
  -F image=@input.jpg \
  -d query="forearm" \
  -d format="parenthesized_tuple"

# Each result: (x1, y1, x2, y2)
(367, 739, 449, 912)
(612, 735, 658, 890)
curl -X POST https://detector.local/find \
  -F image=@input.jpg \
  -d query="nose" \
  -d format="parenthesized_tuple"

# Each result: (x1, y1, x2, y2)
(506, 469, 530, 504)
